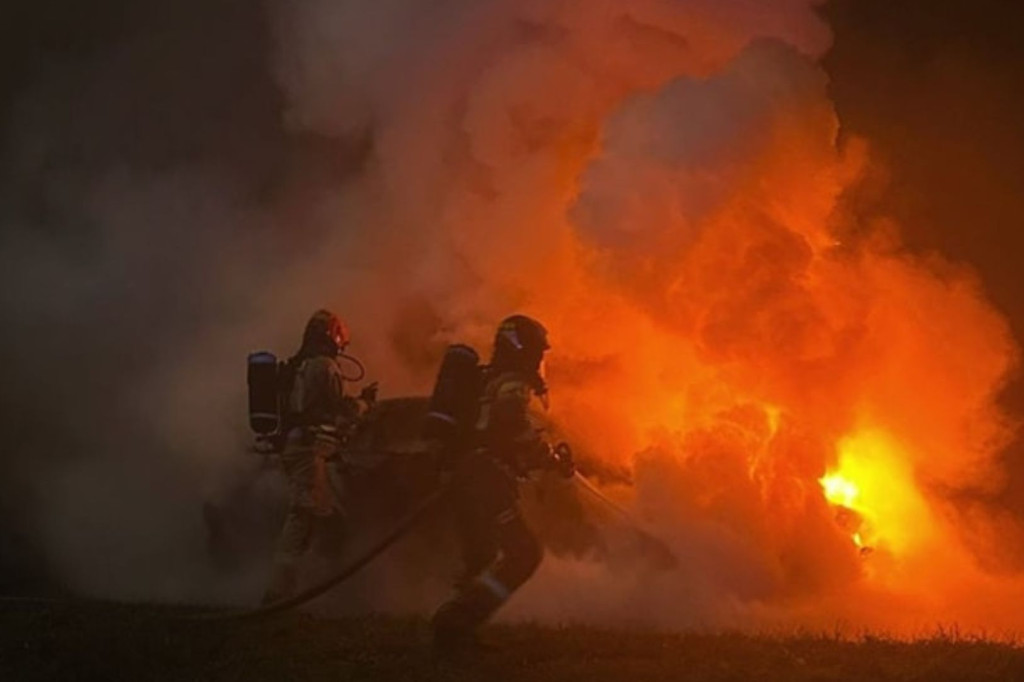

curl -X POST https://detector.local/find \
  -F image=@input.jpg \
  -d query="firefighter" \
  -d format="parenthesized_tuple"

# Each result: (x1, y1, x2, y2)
(262, 309, 360, 604)
(432, 314, 574, 653)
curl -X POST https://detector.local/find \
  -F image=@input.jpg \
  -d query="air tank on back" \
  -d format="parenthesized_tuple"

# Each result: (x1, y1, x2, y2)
(422, 344, 482, 449)
(247, 351, 280, 435)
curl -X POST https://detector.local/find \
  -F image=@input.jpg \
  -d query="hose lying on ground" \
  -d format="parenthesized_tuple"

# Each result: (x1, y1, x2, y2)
(0, 485, 450, 622)
(211, 472, 677, 621)
(184, 484, 450, 622)
(2, 473, 672, 620)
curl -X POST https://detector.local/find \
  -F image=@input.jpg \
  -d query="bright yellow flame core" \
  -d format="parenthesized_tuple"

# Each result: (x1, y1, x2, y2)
(820, 429, 936, 557)
(820, 472, 859, 509)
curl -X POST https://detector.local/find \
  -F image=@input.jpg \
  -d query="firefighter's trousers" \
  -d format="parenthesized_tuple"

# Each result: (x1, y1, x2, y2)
(263, 429, 345, 603)
(432, 456, 543, 642)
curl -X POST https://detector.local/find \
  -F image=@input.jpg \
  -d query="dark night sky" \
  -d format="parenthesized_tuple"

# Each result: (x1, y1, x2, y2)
(825, 0, 1024, 405)
(1, 0, 1024, 584)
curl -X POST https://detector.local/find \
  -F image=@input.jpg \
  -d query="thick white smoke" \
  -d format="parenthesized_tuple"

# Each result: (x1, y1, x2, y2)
(3, 0, 1020, 635)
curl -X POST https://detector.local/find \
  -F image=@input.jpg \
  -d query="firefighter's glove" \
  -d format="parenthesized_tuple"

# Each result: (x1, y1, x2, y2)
(358, 382, 379, 408)
(552, 442, 576, 479)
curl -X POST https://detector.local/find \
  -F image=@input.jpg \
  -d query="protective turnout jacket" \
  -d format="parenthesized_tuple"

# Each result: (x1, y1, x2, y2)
(433, 368, 550, 647)
(475, 370, 550, 476)
(287, 355, 358, 438)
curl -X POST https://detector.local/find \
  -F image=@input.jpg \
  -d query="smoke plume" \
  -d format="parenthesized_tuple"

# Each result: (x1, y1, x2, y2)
(2, 0, 1023, 634)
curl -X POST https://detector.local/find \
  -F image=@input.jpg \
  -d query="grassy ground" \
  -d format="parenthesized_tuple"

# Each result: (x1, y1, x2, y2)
(2, 600, 1024, 682)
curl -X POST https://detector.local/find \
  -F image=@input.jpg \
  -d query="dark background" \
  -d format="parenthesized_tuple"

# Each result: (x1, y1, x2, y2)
(824, 0, 1024, 397)
(821, 0, 1024, 525)
(1, 0, 1023, 587)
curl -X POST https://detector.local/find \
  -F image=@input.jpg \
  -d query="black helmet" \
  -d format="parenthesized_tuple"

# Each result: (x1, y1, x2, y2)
(301, 309, 350, 357)
(491, 314, 550, 394)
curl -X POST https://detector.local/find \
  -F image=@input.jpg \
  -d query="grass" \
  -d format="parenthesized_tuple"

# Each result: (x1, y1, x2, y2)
(3, 600, 1024, 681)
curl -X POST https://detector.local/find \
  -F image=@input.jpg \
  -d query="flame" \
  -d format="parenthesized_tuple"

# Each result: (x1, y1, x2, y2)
(820, 430, 937, 558)
(345, 4, 1022, 633)
(820, 470, 859, 510)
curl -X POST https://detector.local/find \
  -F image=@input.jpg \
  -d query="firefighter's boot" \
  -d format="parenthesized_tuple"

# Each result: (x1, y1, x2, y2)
(431, 576, 508, 656)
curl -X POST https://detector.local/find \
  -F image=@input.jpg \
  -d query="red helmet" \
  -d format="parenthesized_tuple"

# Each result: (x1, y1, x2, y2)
(302, 309, 350, 355)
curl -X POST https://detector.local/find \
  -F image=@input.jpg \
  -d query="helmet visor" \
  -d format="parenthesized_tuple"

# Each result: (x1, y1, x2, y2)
(535, 357, 549, 410)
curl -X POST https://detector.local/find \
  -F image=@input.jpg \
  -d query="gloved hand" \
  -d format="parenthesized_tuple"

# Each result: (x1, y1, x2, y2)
(552, 442, 576, 479)
(358, 382, 379, 407)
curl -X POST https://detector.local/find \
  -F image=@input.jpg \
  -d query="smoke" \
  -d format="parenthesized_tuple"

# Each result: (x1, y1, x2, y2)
(0, 0, 332, 598)
(2, 0, 1023, 634)
(822, 0, 1024, 576)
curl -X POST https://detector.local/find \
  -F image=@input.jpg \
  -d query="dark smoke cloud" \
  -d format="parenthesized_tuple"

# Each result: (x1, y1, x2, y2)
(0, 0, 310, 597)
(0, 0, 445, 599)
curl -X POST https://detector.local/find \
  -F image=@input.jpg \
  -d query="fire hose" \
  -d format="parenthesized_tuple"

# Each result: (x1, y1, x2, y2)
(0, 472, 675, 621)
(185, 483, 451, 622)
(185, 462, 678, 621)
(0, 484, 449, 621)
(191, 471, 675, 622)
(572, 472, 679, 569)
(0, 481, 452, 622)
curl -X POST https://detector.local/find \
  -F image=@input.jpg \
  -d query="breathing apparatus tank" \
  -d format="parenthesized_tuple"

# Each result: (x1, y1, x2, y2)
(247, 351, 281, 435)
(422, 344, 482, 450)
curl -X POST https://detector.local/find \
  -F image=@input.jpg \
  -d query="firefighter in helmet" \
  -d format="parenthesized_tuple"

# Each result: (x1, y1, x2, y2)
(262, 309, 360, 604)
(432, 314, 574, 652)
